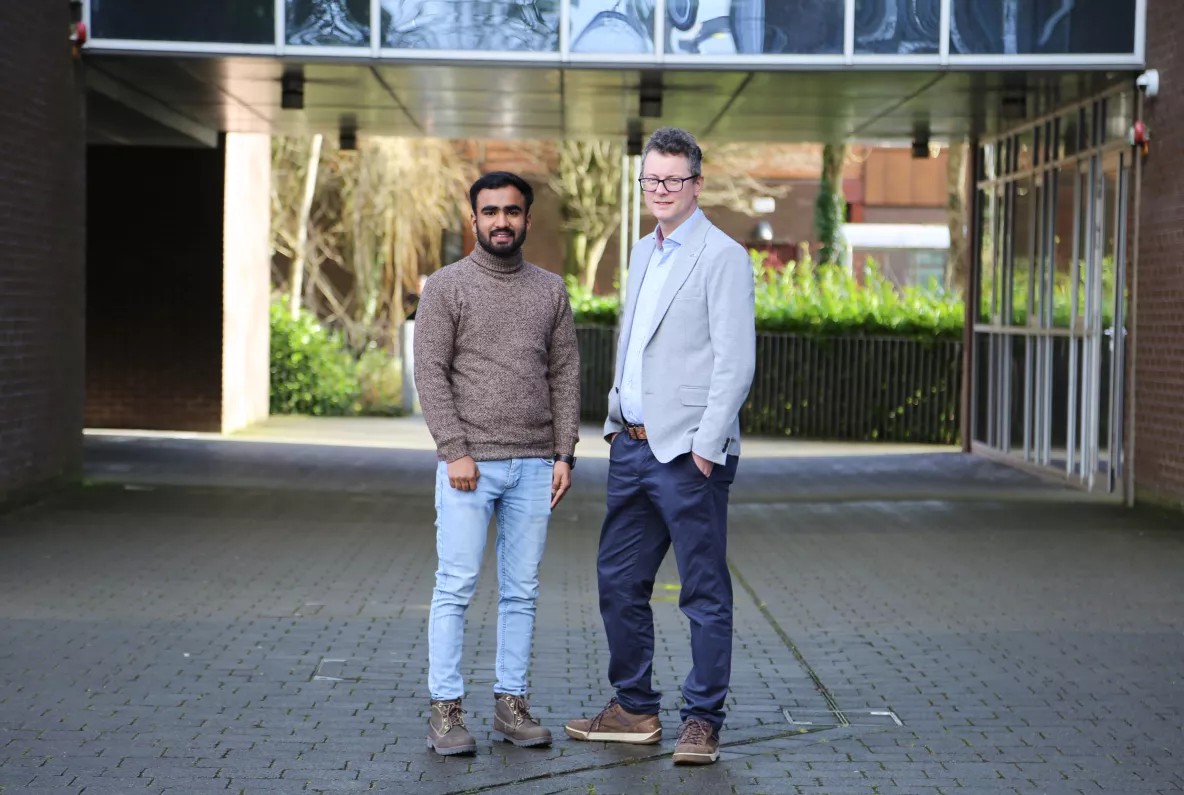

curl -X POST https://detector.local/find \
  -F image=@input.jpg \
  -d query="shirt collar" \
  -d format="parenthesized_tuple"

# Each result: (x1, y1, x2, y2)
(654, 208, 704, 251)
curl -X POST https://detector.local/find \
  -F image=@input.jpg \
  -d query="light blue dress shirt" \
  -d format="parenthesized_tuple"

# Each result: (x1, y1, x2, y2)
(620, 209, 705, 425)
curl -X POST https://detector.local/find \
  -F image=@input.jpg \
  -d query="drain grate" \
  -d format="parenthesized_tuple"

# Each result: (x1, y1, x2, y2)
(783, 707, 903, 729)
(310, 657, 357, 683)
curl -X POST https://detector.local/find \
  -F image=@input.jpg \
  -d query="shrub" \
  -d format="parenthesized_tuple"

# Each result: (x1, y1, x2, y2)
(270, 302, 363, 416)
(355, 344, 404, 416)
(567, 275, 621, 326)
(566, 250, 966, 340)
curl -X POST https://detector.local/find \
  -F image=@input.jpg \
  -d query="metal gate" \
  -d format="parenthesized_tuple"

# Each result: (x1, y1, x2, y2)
(971, 83, 1135, 495)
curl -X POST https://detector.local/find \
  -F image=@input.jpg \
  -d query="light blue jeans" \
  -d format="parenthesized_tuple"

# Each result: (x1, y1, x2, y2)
(428, 457, 553, 700)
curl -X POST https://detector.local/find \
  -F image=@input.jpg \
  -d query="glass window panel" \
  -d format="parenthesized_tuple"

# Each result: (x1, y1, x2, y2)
(854, 0, 939, 54)
(1103, 92, 1136, 146)
(1101, 151, 1120, 334)
(1052, 165, 1077, 329)
(91, 0, 274, 43)
(666, 0, 844, 55)
(288, 0, 371, 46)
(1010, 177, 1033, 327)
(381, 0, 560, 51)
(973, 332, 992, 444)
(571, 0, 655, 54)
(950, 0, 1136, 55)
(978, 187, 997, 324)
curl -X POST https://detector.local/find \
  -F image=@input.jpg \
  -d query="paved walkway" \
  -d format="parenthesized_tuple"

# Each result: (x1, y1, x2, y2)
(1, 420, 1182, 795)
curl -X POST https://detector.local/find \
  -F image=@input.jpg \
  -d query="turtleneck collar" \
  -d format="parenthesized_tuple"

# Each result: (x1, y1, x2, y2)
(469, 243, 525, 274)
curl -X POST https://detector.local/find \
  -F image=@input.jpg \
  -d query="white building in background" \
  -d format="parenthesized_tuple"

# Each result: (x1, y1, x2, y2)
(842, 223, 951, 289)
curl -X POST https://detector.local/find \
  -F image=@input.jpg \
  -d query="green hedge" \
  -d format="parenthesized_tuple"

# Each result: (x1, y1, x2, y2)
(269, 302, 403, 416)
(570, 251, 1123, 341)
(569, 252, 965, 340)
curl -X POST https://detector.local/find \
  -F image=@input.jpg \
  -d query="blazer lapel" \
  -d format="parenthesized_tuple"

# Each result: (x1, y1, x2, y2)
(641, 216, 712, 350)
(614, 235, 656, 384)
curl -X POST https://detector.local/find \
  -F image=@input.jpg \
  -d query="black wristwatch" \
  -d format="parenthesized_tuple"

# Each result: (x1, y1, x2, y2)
(554, 454, 576, 469)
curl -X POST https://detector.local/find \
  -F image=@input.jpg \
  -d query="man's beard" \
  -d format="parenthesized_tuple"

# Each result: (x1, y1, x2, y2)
(477, 226, 527, 256)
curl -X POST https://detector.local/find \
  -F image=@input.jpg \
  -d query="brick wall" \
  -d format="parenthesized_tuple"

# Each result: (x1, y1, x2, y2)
(0, 4, 86, 508)
(1135, 0, 1184, 509)
(86, 144, 226, 432)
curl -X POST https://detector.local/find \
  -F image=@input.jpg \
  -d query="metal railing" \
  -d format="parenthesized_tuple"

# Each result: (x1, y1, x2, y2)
(576, 326, 963, 445)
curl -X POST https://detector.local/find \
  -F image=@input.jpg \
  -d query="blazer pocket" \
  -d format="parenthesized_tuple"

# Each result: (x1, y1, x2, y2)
(679, 386, 710, 407)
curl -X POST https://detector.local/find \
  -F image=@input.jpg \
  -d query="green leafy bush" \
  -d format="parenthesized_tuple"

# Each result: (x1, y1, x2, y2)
(567, 275, 621, 326)
(270, 302, 408, 417)
(270, 302, 363, 416)
(752, 253, 963, 340)
(355, 344, 404, 416)
(566, 250, 965, 340)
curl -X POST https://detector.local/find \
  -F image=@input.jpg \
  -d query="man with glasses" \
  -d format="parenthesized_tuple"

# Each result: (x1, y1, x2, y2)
(564, 128, 756, 765)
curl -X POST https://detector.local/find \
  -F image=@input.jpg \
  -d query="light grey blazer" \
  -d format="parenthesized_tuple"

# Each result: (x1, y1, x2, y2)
(604, 215, 757, 465)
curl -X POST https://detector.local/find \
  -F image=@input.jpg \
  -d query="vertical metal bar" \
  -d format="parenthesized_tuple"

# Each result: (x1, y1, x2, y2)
(559, 0, 571, 58)
(631, 155, 642, 245)
(1067, 162, 1082, 476)
(940, 0, 951, 64)
(275, 0, 286, 53)
(793, 335, 801, 437)
(1109, 154, 1130, 493)
(371, 0, 381, 55)
(1125, 85, 1145, 506)
(619, 153, 630, 306)
(654, 0, 667, 58)
(844, 0, 856, 65)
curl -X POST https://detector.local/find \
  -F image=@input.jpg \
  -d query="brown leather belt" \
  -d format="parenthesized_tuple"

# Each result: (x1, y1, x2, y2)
(625, 424, 648, 441)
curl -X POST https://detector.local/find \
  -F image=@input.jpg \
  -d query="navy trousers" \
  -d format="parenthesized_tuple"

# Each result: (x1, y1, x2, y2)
(598, 432, 738, 727)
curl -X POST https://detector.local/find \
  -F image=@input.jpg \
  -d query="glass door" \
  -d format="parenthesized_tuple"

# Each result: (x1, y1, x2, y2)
(971, 85, 1133, 495)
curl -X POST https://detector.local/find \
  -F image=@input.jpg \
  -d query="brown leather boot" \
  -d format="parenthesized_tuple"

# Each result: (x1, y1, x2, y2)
(564, 699, 662, 744)
(426, 699, 477, 756)
(491, 693, 552, 747)
(672, 717, 720, 765)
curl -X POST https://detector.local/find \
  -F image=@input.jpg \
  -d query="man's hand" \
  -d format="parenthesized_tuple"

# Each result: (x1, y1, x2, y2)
(551, 461, 572, 509)
(692, 452, 714, 478)
(448, 456, 480, 491)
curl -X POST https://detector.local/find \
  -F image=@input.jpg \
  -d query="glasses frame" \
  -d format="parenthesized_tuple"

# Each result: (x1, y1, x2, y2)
(638, 174, 701, 193)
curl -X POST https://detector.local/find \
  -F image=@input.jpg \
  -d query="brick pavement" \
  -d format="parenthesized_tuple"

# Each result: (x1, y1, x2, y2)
(1, 434, 1181, 794)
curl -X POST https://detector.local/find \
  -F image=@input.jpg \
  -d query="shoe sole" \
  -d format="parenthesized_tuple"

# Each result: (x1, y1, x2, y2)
(672, 749, 720, 765)
(491, 730, 552, 747)
(426, 737, 477, 755)
(563, 726, 663, 744)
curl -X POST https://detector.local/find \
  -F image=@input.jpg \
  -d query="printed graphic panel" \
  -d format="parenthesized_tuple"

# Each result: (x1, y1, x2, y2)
(854, 0, 940, 55)
(665, 0, 845, 56)
(950, 0, 1136, 55)
(381, 0, 561, 51)
(571, 0, 656, 54)
(287, 0, 373, 46)
(91, 0, 274, 43)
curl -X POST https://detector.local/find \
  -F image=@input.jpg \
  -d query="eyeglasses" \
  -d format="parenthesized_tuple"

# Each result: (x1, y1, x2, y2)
(638, 175, 699, 193)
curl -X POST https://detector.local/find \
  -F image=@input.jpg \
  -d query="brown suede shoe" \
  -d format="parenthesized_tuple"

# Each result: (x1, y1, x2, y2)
(491, 693, 552, 747)
(426, 699, 477, 756)
(672, 717, 720, 765)
(564, 699, 662, 744)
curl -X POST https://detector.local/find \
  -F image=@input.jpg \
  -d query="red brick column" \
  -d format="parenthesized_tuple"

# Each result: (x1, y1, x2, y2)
(1134, 0, 1184, 509)
(0, 4, 86, 507)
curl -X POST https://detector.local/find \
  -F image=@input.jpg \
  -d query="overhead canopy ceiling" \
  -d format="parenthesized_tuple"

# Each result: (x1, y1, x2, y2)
(84, 53, 1130, 147)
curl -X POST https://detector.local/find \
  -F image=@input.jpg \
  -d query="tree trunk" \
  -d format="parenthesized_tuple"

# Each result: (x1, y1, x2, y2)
(582, 232, 611, 292)
(815, 142, 848, 265)
(945, 142, 970, 292)
(289, 133, 323, 318)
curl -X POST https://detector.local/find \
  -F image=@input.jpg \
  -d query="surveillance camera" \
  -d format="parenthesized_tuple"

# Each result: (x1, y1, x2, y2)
(1136, 69, 1159, 98)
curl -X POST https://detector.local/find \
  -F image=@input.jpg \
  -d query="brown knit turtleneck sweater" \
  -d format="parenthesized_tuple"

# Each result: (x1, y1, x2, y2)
(413, 245, 581, 463)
